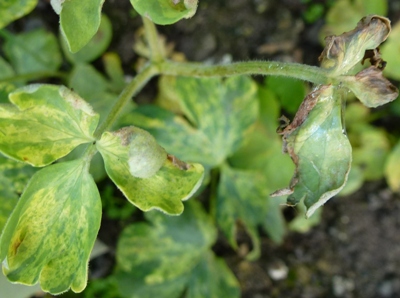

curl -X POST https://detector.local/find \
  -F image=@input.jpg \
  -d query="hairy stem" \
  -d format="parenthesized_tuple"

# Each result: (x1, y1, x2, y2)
(160, 60, 336, 85)
(94, 63, 159, 138)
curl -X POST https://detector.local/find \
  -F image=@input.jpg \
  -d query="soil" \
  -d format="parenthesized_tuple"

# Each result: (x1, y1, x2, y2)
(18, 0, 400, 297)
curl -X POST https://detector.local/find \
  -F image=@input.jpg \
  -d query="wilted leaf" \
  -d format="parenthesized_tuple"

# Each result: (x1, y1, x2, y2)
(59, 0, 106, 52)
(0, 0, 38, 29)
(3, 29, 62, 75)
(0, 160, 102, 294)
(122, 76, 258, 168)
(319, 15, 391, 76)
(131, 0, 198, 25)
(272, 85, 352, 218)
(115, 201, 238, 298)
(216, 165, 269, 260)
(97, 127, 204, 214)
(61, 14, 112, 64)
(0, 84, 99, 166)
(343, 66, 398, 107)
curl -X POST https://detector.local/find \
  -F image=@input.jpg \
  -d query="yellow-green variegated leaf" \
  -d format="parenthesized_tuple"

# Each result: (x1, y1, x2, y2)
(97, 127, 204, 215)
(216, 165, 269, 260)
(121, 76, 258, 168)
(0, 0, 38, 29)
(272, 85, 352, 218)
(0, 155, 37, 232)
(115, 201, 223, 298)
(0, 160, 101, 294)
(0, 84, 99, 167)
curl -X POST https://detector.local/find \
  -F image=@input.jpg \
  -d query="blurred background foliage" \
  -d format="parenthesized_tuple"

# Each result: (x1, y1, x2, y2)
(1, 0, 400, 297)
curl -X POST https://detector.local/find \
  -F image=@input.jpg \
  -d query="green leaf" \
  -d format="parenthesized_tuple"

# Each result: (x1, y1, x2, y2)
(61, 14, 112, 64)
(381, 20, 400, 80)
(185, 252, 240, 298)
(3, 29, 62, 75)
(319, 0, 388, 42)
(272, 85, 352, 218)
(385, 140, 400, 192)
(0, 83, 16, 104)
(0, 84, 99, 166)
(351, 126, 389, 181)
(59, 0, 106, 53)
(216, 165, 269, 260)
(122, 76, 258, 168)
(0, 160, 102, 294)
(264, 77, 306, 114)
(0, 0, 38, 29)
(97, 127, 204, 214)
(0, 56, 15, 80)
(130, 0, 198, 25)
(115, 200, 237, 298)
(68, 63, 133, 125)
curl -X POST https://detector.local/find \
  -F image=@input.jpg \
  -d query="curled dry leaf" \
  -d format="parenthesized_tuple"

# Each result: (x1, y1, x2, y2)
(343, 66, 399, 108)
(319, 15, 391, 75)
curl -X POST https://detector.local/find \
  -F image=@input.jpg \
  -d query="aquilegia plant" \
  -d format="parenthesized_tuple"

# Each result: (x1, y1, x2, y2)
(0, 0, 397, 294)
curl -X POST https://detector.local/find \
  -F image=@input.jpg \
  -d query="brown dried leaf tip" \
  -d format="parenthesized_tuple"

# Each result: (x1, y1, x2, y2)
(343, 66, 399, 108)
(319, 15, 391, 75)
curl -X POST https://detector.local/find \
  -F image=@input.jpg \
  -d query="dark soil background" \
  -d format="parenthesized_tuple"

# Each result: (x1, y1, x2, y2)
(24, 0, 400, 297)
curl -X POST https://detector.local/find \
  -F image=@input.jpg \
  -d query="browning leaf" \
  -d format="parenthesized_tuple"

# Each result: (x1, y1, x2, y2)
(319, 15, 391, 75)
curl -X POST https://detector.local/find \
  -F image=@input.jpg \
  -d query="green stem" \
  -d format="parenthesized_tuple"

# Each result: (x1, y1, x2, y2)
(142, 17, 165, 62)
(94, 63, 159, 138)
(160, 60, 336, 85)
(0, 71, 68, 83)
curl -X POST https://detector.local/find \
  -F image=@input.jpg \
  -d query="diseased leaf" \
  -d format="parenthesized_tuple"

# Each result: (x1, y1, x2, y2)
(121, 76, 258, 168)
(0, 84, 99, 166)
(130, 0, 198, 25)
(97, 127, 204, 215)
(272, 85, 352, 218)
(115, 201, 238, 298)
(319, 15, 391, 76)
(343, 66, 398, 108)
(0, 160, 102, 294)
(3, 29, 62, 75)
(59, 0, 106, 52)
(216, 165, 269, 260)
(61, 14, 112, 64)
(0, 0, 38, 29)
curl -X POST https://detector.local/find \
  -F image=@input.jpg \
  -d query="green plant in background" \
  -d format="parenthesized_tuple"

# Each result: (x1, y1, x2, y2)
(0, 0, 399, 297)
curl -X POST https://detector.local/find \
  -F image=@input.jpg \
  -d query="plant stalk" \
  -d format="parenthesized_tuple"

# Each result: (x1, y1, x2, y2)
(160, 60, 336, 85)
(94, 63, 159, 138)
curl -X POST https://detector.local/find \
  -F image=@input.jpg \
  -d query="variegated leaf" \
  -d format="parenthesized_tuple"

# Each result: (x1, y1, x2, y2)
(0, 84, 99, 167)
